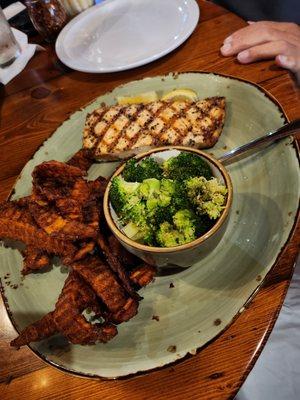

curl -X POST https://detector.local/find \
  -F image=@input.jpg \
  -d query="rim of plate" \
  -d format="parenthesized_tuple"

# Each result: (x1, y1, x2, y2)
(2, 71, 299, 381)
(103, 146, 233, 253)
(55, 0, 200, 73)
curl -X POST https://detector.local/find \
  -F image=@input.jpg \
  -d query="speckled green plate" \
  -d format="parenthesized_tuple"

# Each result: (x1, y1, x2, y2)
(1, 72, 299, 379)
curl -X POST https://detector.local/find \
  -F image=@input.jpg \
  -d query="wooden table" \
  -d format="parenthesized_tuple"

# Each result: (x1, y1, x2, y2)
(1, 1, 299, 399)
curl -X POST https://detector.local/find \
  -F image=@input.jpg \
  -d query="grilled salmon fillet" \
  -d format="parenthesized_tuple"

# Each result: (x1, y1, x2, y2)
(83, 97, 226, 159)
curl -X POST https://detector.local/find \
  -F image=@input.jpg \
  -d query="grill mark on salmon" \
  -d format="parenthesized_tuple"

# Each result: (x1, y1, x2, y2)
(129, 102, 170, 150)
(161, 102, 192, 145)
(127, 106, 154, 150)
(93, 106, 125, 157)
(108, 104, 144, 153)
(83, 107, 108, 149)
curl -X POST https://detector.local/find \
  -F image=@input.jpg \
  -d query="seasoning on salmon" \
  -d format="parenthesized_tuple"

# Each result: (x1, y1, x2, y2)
(83, 97, 226, 159)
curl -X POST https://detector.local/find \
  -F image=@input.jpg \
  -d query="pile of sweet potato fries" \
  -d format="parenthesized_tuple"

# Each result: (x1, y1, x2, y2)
(0, 149, 156, 347)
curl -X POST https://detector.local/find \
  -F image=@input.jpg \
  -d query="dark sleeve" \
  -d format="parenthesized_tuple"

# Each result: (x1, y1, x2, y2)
(213, 0, 300, 24)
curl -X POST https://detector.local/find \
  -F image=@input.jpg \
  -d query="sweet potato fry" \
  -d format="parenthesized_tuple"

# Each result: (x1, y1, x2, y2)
(108, 235, 140, 268)
(67, 148, 94, 172)
(72, 241, 95, 261)
(71, 256, 138, 323)
(97, 234, 138, 299)
(53, 272, 117, 344)
(6, 151, 156, 349)
(32, 161, 85, 201)
(0, 201, 76, 257)
(129, 264, 157, 288)
(33, 160, 85, 185)
(11, 272, 117, 347)
(29, 202, 98, 241)
(22, 246, 51, 275)
(10, 312, 57, 348)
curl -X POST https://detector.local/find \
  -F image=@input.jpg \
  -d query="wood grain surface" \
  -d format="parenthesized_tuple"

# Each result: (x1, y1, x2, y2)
(0, 1, 299, 399)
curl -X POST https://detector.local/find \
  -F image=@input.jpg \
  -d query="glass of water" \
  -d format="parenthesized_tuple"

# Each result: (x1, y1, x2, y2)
(0, 6, 21, 68)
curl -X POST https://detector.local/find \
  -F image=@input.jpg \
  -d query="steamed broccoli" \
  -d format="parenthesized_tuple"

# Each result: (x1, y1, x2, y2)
(173, 209, 196, 239)
(156, 222, 186, 247)
(121, 201, 147, 224)
(155, 210, 197, 247)
(138, 178, 176, 212)
(110, 176, 140, 213)
(170, 180, 192, 213)
(138, 178, 161, 199)
(151, 205, 174, 226)
(121, 202, 155, 245)
(160, 179, 176, 205)
(144, 179, 184, 228)
(123, 158, 163, 182)
(163, 152, 213, 181)
(185, 176, 227, 219)
(123, 221, 155, 245)
(109, 152, 227, 248)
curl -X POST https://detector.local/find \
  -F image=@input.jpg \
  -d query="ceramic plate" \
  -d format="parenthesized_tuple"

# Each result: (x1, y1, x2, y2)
(55, 0, 199, 73)
(1, 72, 299, 379)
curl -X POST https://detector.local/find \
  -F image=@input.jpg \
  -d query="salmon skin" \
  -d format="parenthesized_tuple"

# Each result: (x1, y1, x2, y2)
(83, 97, 226, 160)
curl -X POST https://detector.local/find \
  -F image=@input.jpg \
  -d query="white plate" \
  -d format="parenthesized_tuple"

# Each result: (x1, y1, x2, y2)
(55, 0, 199, 73)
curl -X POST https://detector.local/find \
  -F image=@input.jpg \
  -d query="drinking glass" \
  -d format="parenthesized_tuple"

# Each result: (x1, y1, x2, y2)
(0, 6, 21, 68)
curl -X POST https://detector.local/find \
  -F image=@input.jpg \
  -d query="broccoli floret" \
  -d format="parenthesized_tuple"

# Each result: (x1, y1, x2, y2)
(140, 158, 163, 179)
(156, 222, 186, 247)
(206, 177, 228, 195)
(151, 205, 174, 226)
(160, 178, 176, 206)
(150, 180, 191, 219)
(173, 209, 195, 234)
(173, 209, 197, 242)
(170, 180, 192, 213)
(185, 176, 227, 219)
(122, 159, 140, 182)
(121, 201, 146, 225)
(123, 221, 155, 245)
(156, 216, 196, 247)
(160, 178, 176, 196)
(163, 152, 213, 181)
(110, 176, 140, 213)
(138, 178, 161, 199)
(123, 158, 163, 182)
(155, 210, 198, 248)
(139, 178, 176, 212)
(121, 202, 155, 245)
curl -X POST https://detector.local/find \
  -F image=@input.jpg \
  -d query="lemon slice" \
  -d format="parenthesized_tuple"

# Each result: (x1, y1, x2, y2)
(161, 88, 198, 102)
(117, 91, 158, 105)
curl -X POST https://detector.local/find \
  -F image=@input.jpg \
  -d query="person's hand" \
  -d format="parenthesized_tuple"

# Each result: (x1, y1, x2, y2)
(220, 21, 300, 82)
